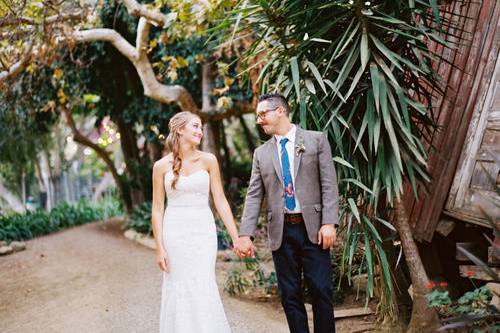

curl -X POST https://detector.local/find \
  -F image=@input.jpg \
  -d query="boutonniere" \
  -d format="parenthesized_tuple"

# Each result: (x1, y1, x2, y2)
(295, 143, 306, 156)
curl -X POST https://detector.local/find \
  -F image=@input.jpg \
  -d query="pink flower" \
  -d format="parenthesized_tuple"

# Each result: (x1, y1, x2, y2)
(426, 282, 436, 289)
(439, 282, 448, 287)
(465, 271, 474, 278)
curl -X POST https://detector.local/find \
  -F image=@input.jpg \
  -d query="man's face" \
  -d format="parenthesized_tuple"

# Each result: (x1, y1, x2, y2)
(256, 100, 281, 135)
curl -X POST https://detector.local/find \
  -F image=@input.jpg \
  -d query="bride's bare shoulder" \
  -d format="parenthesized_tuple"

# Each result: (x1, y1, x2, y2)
(153, 154, 174, 172)
(198, 152, 218, 175)
(199, 151, 217, 164)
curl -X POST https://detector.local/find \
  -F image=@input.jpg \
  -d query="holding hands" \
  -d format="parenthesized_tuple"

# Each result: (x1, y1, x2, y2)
(233, 236, 256, 259)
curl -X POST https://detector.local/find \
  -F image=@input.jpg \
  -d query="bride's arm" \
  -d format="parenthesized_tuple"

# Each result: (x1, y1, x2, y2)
(206, 153, 239, 244)
(151, 160, 168, 271)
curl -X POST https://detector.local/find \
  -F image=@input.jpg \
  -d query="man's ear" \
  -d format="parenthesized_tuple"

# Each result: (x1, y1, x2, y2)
(277, 105, 286, 116)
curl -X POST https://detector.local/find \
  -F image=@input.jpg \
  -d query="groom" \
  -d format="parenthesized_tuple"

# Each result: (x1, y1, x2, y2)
(235, 93, 339, 333)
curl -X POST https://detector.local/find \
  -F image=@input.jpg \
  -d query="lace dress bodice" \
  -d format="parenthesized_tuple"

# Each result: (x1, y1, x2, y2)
(164, 169, 210, 208)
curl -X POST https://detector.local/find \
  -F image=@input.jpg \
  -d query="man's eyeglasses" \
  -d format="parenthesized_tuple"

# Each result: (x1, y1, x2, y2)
(256, 107, 279, 121)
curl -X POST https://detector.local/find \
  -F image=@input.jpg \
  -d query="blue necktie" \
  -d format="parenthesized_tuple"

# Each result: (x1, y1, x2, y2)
(280, 138, 296, 210)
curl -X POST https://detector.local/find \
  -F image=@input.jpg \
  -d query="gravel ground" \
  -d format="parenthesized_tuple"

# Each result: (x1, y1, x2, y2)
(0, 218, 289, 333)
(0, 218, 375, 333)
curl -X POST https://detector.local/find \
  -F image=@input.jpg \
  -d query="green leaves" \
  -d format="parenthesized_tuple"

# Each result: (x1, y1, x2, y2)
(307, 61, 327, 94)
(0, 198, 123, 242)
(290, 56, 301, 100)
(360, 29, 370, 70)
(223, 0, 449, 315)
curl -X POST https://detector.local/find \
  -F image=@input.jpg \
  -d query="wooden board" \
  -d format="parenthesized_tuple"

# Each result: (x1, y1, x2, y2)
(334, 307, 374, 319)
(401, 0, 500, 241)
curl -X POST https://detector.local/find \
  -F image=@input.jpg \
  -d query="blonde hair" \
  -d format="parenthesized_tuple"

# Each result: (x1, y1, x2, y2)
(165, 111, 201, 189)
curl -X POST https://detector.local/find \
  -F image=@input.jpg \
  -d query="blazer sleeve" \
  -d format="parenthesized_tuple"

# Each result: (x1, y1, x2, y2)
(318, 132, 340, 225)
(239, 149, 265, 239)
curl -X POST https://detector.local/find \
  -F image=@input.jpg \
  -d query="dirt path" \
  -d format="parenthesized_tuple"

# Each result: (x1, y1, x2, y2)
(0, 218, 374, 333)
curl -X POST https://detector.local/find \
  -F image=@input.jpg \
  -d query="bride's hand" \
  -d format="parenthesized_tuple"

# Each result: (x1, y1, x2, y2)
(156, 248, 169, 272)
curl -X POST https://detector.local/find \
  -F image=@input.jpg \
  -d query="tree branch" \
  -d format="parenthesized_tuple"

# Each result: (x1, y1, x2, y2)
(136, 17, 150, 56)
(61, 107, 125, 201)
(0, 39, 33, 82)
(121, 0, 176, 28)
(131, 17, 200, 112)
(2, 4, 203, 115)
(210, 101, 255, 121)
(71, 29, 138, 62)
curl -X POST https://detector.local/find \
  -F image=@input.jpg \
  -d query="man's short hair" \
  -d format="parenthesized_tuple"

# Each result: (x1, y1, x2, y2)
(258, 93, 290, 115)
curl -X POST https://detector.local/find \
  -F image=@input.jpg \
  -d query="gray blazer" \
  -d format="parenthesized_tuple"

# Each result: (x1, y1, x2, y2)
(240, 125, 339, 251)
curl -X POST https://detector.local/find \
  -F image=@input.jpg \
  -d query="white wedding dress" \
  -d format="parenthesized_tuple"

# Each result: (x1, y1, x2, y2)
(159, 169, 231, 333)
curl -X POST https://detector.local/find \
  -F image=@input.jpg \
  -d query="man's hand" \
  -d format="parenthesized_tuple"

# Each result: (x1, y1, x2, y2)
(318, 224, 336, 250)
(233, 236, 256, 258)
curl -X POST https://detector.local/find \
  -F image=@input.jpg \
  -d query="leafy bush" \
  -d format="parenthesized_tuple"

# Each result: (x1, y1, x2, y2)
(0, 197, 123, 242)
(427, 180, 500, 332)
(216, 217, 232, 250)
(127, 201, 153, 236)
(427, 285, 499, 332)
(224, 257, 279, 300)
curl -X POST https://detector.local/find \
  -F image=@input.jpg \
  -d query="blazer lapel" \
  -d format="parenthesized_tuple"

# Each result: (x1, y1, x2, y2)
(294, 126, 305, 179)
(269, 140, 283, 181)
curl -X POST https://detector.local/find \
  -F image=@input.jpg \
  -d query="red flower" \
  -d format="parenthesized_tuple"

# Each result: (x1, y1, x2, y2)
(426, 282, 436, 289)
(465, 271, 474, 278)
(439, 282, 448, 287)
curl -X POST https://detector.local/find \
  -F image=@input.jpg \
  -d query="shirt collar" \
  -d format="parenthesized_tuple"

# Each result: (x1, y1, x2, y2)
(274, 124, 296, 145)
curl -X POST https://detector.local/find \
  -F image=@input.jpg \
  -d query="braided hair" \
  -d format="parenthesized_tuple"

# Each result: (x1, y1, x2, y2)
(165, 111, 200, 189)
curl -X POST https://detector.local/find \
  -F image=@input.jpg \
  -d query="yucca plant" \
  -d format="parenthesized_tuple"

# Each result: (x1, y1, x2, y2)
(215, 0, 465, 331)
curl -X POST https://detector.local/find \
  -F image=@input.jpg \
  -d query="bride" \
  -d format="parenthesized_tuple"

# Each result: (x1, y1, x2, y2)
(151, 111, 239, 333)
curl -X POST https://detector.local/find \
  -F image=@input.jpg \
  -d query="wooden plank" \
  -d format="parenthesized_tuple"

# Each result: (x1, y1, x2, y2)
(419, 1, 500, 240)
(409, 0, 483, 240)
(444, 209, 492, 228)
(476, 147, 500, 162)
(436, 218, 456, 236)
(405, 0, 469, 232)
(459, 264, 500, 281)
(456, 242, 488, 261)
(334, 307, 374, 319)
(470, 161, 499, 190)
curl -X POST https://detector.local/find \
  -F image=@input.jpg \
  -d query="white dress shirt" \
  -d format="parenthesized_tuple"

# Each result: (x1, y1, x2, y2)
(274, 125, 302, 213)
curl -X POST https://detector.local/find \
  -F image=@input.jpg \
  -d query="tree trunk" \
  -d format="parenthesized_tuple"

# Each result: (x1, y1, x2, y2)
(238, 114, 256, 154)
(21, 169, 26, 207)
(62, 108, 133, 212)
(115, 118, 146, 208)
(200, 62, 221, 159)
(219, 120, 232, 184)
(92, 172, 114, 203)
(393, 200, 440, 333)
(38, 150, 54, 210)
(0, 179, 26, 213)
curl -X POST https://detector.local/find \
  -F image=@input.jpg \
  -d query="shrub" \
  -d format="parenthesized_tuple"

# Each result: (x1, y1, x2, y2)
(0, 197, 123, 242)
(127, 201, 153, 236)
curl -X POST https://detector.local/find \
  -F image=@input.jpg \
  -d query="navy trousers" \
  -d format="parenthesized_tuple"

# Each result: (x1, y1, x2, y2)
(272, 222, 335, 333)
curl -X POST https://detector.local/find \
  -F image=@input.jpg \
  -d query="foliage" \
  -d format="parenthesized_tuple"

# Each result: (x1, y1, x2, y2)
(127, 201, 153, 236)
(431, 181, 500, 332)
(216, 217, 232, 250)
(224, 256, 278, 299)
(224, 268, 254, 296)
(427, 286, 499, 332)
(0, 196, 123, 242)
(215, 0, 458, 314)
(0, 70, 58, 169)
